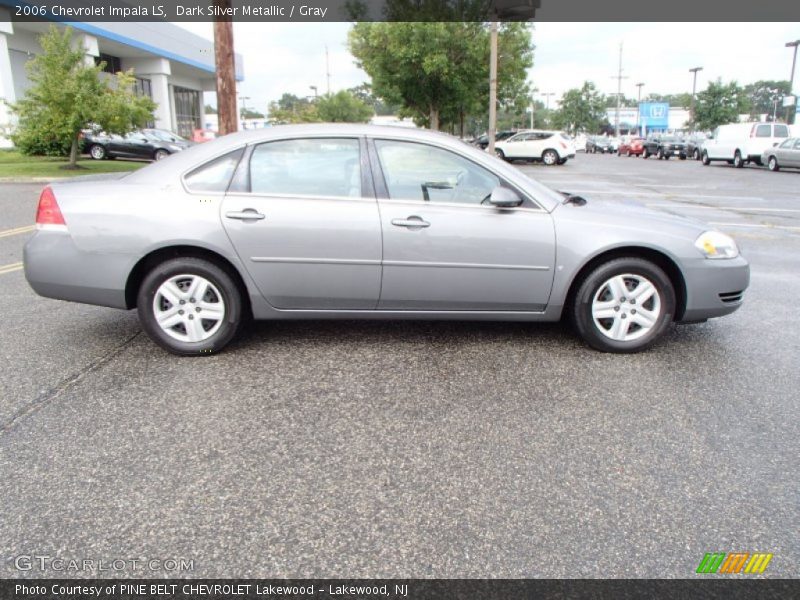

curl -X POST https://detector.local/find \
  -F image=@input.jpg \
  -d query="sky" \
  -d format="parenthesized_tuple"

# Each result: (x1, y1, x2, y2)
(178, 22, 800, 112)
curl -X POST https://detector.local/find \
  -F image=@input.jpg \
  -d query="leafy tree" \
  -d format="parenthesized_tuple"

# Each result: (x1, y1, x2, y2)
(204, 104, 217, 114)
(348, 83, 398, 116)
(316, 90, 374, 122)
(742, 80, 791, 120)
(693, 79, 749, 130)
(348, 22, 533, 132)
(552, 81, 608, 134)
(267, 101, 319, 124)
(644, 92, 693, 108)
(10, 26, 155, 167)
(240, 107, 265, 119)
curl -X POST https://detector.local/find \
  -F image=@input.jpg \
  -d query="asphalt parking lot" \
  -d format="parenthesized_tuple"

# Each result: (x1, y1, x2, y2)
(1, 154, 798, 578)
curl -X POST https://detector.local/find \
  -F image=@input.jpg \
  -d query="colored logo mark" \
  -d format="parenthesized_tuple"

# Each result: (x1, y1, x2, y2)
(696, 552, 773, 574)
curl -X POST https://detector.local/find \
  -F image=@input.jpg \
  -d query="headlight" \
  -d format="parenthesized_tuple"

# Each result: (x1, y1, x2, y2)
(694, 231, 739, 259)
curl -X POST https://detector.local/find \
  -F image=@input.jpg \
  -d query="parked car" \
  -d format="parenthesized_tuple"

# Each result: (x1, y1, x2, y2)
(617, 137, 645, 157)
(702, 122, 791, 168)
(685, 134, 709, 161)
(473, 130, 518, 150)
(494, 129, 576, 165)
(642, 135, 688, 160)
(24, 124, 748, 355)
(585, 136, 613, 154)
(761, 137, 800, 172)
(84, 129, 192, 161)
(573, 133, 588, 152)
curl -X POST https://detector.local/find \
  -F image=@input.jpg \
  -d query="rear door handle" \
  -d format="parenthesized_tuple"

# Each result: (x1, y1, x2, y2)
(391, 216, 430, 229)
(225, 209, 265, 221)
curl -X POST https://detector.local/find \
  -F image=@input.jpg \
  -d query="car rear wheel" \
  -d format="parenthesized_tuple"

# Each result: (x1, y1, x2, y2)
(89, 144, 107, 160)
(542, 149, 559, 166)
(572, 257, 675, 353)
(494, 148, 507, 161)
(626, 150, 632, 157)
(693, 149, 700, 160)
(733, 150, 744, 168)
(154, 149, 170, 161)
(768, 156, 779, 171)
(657, 149, 664, 159)
(137, 257, 244, 356)
(642, 150, 649, 159)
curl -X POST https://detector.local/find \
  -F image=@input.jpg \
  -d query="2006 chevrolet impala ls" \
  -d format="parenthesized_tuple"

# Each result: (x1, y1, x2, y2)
(24, 124, 749, 355)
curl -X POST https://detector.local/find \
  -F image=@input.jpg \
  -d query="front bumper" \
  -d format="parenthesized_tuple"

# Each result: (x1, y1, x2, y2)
(679, 255, 750, 322)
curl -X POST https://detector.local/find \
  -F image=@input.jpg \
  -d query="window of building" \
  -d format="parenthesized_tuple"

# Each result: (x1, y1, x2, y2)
(173, 86, 202, 139)
(95, 53, 121, 74)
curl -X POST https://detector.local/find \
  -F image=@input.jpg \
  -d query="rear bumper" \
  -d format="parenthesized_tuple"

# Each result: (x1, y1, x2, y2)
(24, 229, 130, 309)
(679, 256, 750, 322)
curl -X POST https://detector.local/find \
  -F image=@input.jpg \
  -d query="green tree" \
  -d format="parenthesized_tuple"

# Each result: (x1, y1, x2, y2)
(552, 81, 608, 134)
(204, 104, 217, 114)
(348, 22, 533, 132)
(693, 79, 749, 130)
(348, 83, 398, 116)
(644, 92, 693, 108)
(742, 80, 791, 120)
(10, 26, 155, 167)
(240, 107, 265, 119)
(316, 90, 374, 123)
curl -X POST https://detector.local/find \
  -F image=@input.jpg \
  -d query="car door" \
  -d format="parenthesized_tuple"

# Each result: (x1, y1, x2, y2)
(126, 132, 156, 159)
(220, 136, 382, 309)
(503, 133, 530, 158)
(790, 139, 800, 168)
(370, 138, 556, 311)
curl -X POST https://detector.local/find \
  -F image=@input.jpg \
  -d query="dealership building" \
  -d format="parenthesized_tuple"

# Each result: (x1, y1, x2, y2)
(0, 7, 244, 145)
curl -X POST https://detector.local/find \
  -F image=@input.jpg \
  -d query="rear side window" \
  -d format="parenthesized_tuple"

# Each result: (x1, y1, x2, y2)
(794, 139, 800, 150)
(184, 149, 244, 193)
(754, 124, 771, 138)
(249, 138, 361, 198)
(774, 124, 789, 138)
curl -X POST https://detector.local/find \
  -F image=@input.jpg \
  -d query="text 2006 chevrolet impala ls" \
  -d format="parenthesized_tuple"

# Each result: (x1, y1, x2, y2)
(24, 125, 749, 355)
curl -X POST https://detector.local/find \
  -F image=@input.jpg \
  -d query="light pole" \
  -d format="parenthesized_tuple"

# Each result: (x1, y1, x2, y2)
(786, 40, 799, 124)
(488, 20, 498, 153)
(542, 92, 555, 111)
(529, 87, 539, 129)
(635, 82, 645, 135)
(309, 85, 318, 100)
(238, 95, 250, 129)
(689, 67, 703, 130)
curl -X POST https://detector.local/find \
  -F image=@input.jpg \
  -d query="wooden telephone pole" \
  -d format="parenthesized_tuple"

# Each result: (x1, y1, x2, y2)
(213, 0, 238, 135)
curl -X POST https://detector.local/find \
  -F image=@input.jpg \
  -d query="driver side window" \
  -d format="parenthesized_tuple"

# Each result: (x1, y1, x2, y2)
(374, 140, 500, 205)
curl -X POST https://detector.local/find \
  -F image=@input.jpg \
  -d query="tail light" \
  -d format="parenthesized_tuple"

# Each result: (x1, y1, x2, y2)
(35, 186, 67, 229)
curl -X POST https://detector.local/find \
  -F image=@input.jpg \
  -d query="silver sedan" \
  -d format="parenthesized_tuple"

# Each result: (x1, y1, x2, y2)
(24, 124, 749, 355)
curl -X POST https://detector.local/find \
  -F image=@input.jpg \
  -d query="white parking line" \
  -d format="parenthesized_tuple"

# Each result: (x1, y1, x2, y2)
(0, 261, 23, 275)
(709, 222, 800, 232)
(0, 225, 35, 239)
(647, 204, 800, 213)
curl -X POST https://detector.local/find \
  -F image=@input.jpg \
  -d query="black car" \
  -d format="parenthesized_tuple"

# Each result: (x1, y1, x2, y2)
(83, 129, 192, 161)
(642, 135, 688, 160)
(473, 130, 519, 150)
(685, 134, 708, 161)
(585, 136, 613, 154)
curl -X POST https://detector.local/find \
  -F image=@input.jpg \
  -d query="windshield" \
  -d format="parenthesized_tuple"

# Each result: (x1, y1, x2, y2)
(145, 129, 186, 143)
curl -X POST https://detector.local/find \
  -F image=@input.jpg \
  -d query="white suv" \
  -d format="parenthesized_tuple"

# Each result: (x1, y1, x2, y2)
(702, 122, 792, 168)
(493, 130, 576, 165)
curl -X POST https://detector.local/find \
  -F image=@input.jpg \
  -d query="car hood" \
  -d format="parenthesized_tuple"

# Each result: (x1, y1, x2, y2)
(553, 194, 711, 239)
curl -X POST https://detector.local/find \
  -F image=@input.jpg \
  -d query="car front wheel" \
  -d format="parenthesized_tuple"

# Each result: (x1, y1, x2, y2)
(154, 149, 170, 161)
(89, 144, 107, 160)
(768, 156, 779, 171)
(572, 257, 675, 353)
(733, 151, 744, 168)
(137, 257, 244, 355)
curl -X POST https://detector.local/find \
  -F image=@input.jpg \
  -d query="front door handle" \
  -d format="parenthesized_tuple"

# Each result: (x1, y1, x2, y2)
(391, 216, 430, 229)
(225, 209, 265, 221)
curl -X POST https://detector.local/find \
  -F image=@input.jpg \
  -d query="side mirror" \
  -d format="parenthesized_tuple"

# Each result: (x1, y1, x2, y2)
(489, 186, 523, 208)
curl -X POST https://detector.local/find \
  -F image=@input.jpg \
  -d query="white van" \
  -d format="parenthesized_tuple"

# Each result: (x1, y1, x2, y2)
(702, 122, 792, 168)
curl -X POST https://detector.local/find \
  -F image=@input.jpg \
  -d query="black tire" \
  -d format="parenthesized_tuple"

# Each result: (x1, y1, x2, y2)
(679, 154, 686, 160)
(571, 257, 676, 353)
(701, 151, 711, 166)
(642, 149, 649, 159)
(693, 148, 700, 160)
(627, 150, 632, 157)
(733, 150, 744, 168)
(663, 154, 670, 160)
(137, 257, 244, 356)
(88, 144, 107, 160)
(542, 149, 559, 166)
(657, 149, 664, 160)
(768, 156, 779, 172)
(154, 149, 170, 161)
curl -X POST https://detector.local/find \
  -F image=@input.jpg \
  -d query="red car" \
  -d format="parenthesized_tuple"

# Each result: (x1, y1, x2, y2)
(617, 138, 645, 157)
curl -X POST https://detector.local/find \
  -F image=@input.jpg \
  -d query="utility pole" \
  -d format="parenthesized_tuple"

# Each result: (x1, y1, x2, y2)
(213, 0, 237, 136)
(488, 20, 498, 154)
(542, 92, 555, 110)
(611, 43, 628, 138)
(529, 87, 539, 129)
(785, 40, 799, 124)
(689, 66, 703, 130)
(635, 82, 645, 135)
(238, 95, 250, 129)
(325, 45, 331, 95)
